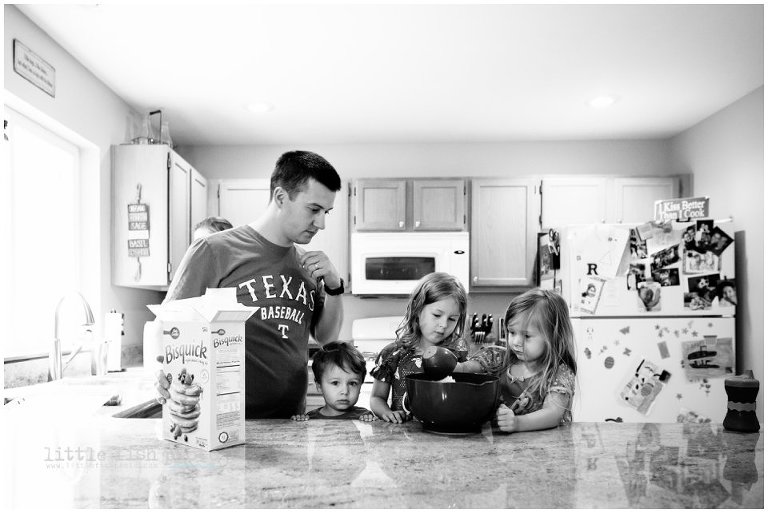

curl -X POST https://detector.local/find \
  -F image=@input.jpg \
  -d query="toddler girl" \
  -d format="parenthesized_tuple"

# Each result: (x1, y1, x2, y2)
(369, 272, 469, 423)
(457, 288, 577, 432)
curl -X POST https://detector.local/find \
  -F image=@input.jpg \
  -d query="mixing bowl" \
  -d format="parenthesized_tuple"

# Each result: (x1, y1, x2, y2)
(404, 372, 500, 435)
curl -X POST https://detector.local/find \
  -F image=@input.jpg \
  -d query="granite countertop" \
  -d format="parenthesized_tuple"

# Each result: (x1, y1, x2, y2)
(4, 374, 764, 510)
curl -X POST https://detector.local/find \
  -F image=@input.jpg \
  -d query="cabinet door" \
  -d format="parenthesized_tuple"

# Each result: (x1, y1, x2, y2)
(169, 154, 191, 282)
(190, 167, 208, 236)
(303, 180, 350, 288)
(470, 179, 538, 287)
(612, 177, 679, 224)
(353, 179, 406, 231)
(217, 179, 350, 286)
(112, 145, 170, 289)
(541, 177, 608, 228)
(412, 179, 466, 231)
(217, 179, 271, 228)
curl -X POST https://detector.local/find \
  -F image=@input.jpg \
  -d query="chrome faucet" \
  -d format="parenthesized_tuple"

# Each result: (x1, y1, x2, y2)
(49, 292, 95, 381)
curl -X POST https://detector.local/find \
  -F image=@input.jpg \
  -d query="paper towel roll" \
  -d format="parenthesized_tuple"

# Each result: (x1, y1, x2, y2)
(105, 311, 124, 372)
(143, 320, 163, 376)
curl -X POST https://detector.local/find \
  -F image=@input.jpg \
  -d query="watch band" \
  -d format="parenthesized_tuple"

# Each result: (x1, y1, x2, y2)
(324, 278, 345, 296)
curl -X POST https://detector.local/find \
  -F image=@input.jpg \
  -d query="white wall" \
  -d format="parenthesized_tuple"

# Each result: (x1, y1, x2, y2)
(669, 86, 764, 422)
(177, 140, 672, 181)
(4, 5, 163, 361)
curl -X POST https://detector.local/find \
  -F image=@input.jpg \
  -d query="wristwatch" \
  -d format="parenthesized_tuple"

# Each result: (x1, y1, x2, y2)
(324, 278, 345, 296)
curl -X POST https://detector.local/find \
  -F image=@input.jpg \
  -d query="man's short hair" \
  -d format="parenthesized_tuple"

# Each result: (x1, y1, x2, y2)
(311, 341, 367, 383)
(271, 150, 341, 199)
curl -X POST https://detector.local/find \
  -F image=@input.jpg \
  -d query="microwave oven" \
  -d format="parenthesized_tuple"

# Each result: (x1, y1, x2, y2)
(350, 232, 470, 295)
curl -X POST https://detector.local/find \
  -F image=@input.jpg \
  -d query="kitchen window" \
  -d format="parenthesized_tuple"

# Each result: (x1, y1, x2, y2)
(3, 107, 82, 359)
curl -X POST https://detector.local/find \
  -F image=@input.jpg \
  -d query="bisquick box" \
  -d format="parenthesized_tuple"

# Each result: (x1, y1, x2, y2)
(148, 288, 257, 451)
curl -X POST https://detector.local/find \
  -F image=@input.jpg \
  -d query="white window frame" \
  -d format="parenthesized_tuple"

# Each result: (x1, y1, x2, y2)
(3, 92, 101, 362)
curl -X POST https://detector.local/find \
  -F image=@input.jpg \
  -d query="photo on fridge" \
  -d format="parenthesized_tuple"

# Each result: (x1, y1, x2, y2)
(694, 219, 714, 249)
(707, 226, 733, 255)
(578, 276, 605, 314)
(686, 274, 719, 309)
(651, 267, 680, 287)
(649, 245, 680, 272)
(682, 249, 720, 274)
(636, 280, 662, 312)
(681, 224, 698, 251)
(628, 227, 648, 259)
(715, 279, 737, 306)
(626, 263, 646, 290)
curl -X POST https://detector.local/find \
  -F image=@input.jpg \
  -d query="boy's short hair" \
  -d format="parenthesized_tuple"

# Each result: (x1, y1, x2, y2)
(311, 341, 367, 383)
(193, 216, 233, 233)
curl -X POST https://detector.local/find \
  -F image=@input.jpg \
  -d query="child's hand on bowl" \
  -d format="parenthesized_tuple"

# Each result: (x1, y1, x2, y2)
(495, 403, 518, 432)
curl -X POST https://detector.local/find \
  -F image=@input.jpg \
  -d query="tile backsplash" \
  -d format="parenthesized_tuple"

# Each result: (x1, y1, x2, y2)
(4, 344, 143, 389)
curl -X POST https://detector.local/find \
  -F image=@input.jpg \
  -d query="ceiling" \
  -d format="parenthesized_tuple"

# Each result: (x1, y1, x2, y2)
(17, 3, 764, 146)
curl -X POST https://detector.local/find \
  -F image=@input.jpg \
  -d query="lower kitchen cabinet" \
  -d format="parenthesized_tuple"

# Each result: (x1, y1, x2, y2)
(470, 178, 538, 288)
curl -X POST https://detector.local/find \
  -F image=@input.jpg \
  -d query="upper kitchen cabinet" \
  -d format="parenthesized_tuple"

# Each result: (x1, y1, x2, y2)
(541, 175, 685, 229)
(351, 178, 467, 231)
(216, 179, 271, 228)
(611, 176, 681, 224)
(470, 178, 539, 288)
(540, 177, 608, 228)
(112, 144, 207, 290)
(214, 178, 350, 289)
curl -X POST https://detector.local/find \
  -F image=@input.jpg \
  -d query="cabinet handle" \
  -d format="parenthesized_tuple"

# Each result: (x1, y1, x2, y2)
(415, 220, 421, 228)
(473, 276, 478, 283)
(399, 221, 404, 228)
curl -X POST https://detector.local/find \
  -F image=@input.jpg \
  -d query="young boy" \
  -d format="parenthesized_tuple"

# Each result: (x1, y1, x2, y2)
(292, 341, 376, 421)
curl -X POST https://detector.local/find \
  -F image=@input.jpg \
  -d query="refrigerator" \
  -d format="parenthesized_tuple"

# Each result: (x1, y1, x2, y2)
(538, 218, 736, 423)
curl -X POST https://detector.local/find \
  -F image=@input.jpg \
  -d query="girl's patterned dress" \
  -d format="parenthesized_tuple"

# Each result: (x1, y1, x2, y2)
(370, 338, 469, 412)
(470, 346, 576, 424)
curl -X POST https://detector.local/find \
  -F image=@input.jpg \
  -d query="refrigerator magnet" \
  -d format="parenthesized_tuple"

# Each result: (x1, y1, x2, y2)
(620, 359, 670, 415)
(578, 276, 606, 314)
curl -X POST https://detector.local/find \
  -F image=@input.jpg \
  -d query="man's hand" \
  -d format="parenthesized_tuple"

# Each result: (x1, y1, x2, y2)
(300, 250, 341, 289)
(496, 403, 518, 432)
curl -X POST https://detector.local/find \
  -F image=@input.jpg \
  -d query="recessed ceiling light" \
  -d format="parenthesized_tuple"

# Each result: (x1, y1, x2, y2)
(246, 102, 274, 114)
(588, 95, 619, 109)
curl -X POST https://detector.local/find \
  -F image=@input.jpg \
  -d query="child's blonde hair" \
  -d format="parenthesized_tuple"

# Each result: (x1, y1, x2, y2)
(503, 288, 577, 399)
(395, 272, 468, 350)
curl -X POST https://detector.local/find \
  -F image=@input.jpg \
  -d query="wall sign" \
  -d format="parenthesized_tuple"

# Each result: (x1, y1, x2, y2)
(654, 196, 709, 223)
(13, 39, 56, 98)
(127, 203, 151, 257)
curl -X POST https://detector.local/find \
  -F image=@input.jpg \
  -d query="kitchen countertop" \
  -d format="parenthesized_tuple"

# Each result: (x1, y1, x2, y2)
(3, 372, 763, 509)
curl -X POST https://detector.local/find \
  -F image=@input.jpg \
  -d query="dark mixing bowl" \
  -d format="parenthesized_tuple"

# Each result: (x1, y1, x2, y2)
(405, 372, 500, 435)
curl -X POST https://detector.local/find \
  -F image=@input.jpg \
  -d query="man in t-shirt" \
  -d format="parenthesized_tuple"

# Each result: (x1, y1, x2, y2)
(155, 150, 344, 418)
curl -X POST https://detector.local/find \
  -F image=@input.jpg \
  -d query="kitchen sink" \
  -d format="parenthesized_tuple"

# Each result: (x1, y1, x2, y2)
(112, 398, 162, 419)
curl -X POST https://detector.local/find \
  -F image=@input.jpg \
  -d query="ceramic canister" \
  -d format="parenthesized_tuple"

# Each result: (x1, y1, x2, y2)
(723, 370, 761, 433)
